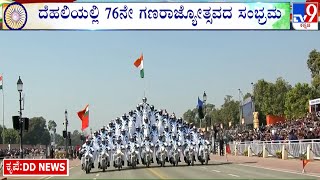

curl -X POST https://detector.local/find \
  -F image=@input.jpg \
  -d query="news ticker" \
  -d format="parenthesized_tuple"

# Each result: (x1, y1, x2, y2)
(0, 2, 319, 30)
(2, 159, 69, 176)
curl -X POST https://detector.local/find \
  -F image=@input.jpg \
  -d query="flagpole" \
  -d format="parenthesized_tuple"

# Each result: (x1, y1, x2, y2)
(2, 73, 4, 145)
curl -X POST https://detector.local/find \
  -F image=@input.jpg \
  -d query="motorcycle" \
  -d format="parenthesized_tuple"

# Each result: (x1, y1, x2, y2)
(82, 148, 93, 174)
(127, 144, 139, 169)
(199, 143, 209, 165)
(185, 143, 195, 166)
(113, 146, 125, 171)
(170, 143, 180, 166)
(157, 143, 168, 167)
(99, 147, 110, 172)
(143, 143, 153, 168)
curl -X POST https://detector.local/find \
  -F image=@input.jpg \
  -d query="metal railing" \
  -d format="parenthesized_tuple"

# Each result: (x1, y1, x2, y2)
(229, 139, 320, 160)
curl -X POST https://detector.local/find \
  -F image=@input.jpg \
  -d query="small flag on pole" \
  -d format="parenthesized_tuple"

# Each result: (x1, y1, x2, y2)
(0, 74, 3, 90)
(226, 144, 231, 154)
(77, 104, 89, 131)
(134, 54, 144, 78)
(302, 159, 310, 173)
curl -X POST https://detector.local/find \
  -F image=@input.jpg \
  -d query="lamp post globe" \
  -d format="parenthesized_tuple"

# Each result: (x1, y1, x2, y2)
(17, 76, 23, 92)
(203, 91, 207, 102)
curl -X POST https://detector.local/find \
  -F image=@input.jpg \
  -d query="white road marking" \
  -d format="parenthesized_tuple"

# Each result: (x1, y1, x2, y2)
(93, 178, 97, 180)
(238, 163, 320, 178)
(45, 176, 53, 179)
(96, 173, 100, 177)
(228, 174, 240, 177)
(211, 169, 221, 173)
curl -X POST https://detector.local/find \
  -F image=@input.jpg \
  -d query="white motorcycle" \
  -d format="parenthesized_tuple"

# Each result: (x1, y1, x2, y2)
(157, 143, 168, 167)
(127, 144, 139, 169)
(113, 146, 125, 171)
(99, 147, 110, 172)
(199, 143, 209, 165)
(82, 148, 94, 174)
(143, 143, 153, 168)
(170, 143, 180, 166)
(185, 143, 195, 166)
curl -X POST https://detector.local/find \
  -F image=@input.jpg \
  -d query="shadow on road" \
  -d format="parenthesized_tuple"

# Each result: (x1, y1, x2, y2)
(86, 161, 233, 174)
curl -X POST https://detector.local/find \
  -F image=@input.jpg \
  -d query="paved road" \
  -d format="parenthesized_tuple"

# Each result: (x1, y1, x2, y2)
(40, 160, 320, 180)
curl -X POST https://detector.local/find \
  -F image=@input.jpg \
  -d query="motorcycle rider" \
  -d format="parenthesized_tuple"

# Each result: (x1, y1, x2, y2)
(80, 139, 95, 169)
(126, 137, 140, 165)
(169, 134, 181, 163)
(198, 132, 211, 161)
(112, 137, 125, 167)
(114, 117, 122, 138)
(98, 139, 110, 168)
(140, 136, 154, 164)
(155, 134, 168, 164)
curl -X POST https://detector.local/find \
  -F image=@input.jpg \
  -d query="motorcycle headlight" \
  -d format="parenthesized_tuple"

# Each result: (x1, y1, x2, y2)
(117, 149, 121, 154)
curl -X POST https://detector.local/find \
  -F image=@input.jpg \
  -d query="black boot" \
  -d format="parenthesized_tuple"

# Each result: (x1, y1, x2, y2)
(92, 163, 95, 168)
(137, 159, 140, 164)
(151, 158, 154, 163)
(156, 157, 159, 164)
(122, 160, 124, 166)
(98, 162, 101, 169)
(184, 157, 186, 162)
(166, 157, 169, 162)
(142, 158, 145, 165)
(127, 161, 130, 166)
(179, 157, 181, 162)
(208, 156, 210, 160)
(107, 162, 110, 167)
(113, 161, 116, 167)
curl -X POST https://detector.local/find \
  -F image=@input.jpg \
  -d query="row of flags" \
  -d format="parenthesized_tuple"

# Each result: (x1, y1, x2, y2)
(77, 54, 144, 132)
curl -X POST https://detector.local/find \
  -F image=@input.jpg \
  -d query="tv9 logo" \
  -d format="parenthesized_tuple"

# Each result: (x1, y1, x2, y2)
(292, 2, 318, 30)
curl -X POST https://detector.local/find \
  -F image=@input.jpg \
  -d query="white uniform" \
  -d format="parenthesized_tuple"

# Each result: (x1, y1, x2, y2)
(80, 145, 94, 166)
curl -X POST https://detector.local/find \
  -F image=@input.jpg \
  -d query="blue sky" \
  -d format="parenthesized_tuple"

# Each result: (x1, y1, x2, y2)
(0, 31, 319, 134)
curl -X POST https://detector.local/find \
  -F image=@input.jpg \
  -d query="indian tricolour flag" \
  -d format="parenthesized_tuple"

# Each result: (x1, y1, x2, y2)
(0, 74, 3, 90)
(134, 54, 144, 78)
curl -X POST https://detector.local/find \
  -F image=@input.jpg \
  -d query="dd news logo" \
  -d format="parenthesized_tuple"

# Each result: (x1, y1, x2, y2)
(3, 159, 69, 176)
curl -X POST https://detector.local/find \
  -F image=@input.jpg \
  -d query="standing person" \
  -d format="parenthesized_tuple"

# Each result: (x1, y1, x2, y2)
(219, 130, 224, 156)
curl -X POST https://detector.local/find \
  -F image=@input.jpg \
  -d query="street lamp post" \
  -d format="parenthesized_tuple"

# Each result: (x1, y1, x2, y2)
(17, 76, 23, 159)
(64, 110, 68, 158)
(203, 91, 207, 132)
(251, 82, 255, 112)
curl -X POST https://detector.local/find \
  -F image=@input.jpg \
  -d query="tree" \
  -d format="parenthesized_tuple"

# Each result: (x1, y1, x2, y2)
(273, 77, 292, 116)
(4, 129, 19, 144)
(307, 49, 320, 88)
(285, 83, 316, 119)
(219, 95, 240, 125)
(23, 117, 51, 145)
(243, 93, 252, 100)
(48, 120, 57, 133)
(253, 78, 291, 116)
(70, 130, 82, 146)
(55, 134, 65, 147)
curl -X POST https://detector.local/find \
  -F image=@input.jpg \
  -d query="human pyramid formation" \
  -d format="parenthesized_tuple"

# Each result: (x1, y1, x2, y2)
(80, 97, 211, 172)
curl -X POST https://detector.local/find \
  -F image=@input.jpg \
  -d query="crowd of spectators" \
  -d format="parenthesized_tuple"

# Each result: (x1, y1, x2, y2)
(0, 148, 46, 158)
(226, 114, 320, 142)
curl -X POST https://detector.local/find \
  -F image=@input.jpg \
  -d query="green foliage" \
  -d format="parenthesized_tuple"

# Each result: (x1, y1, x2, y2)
(307, 49, 320, 88)
(48, 120, 57, 132)
(276, 150, 282, 159)
(70, 130, 83, 146)
(55, 133, 65, 146)
(284, 83, 315, 119)
(243, 150, 248, 156)
(4, 128, 19, 144)
(253, 77, 291, 117)
(23, 117, 51, 145)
